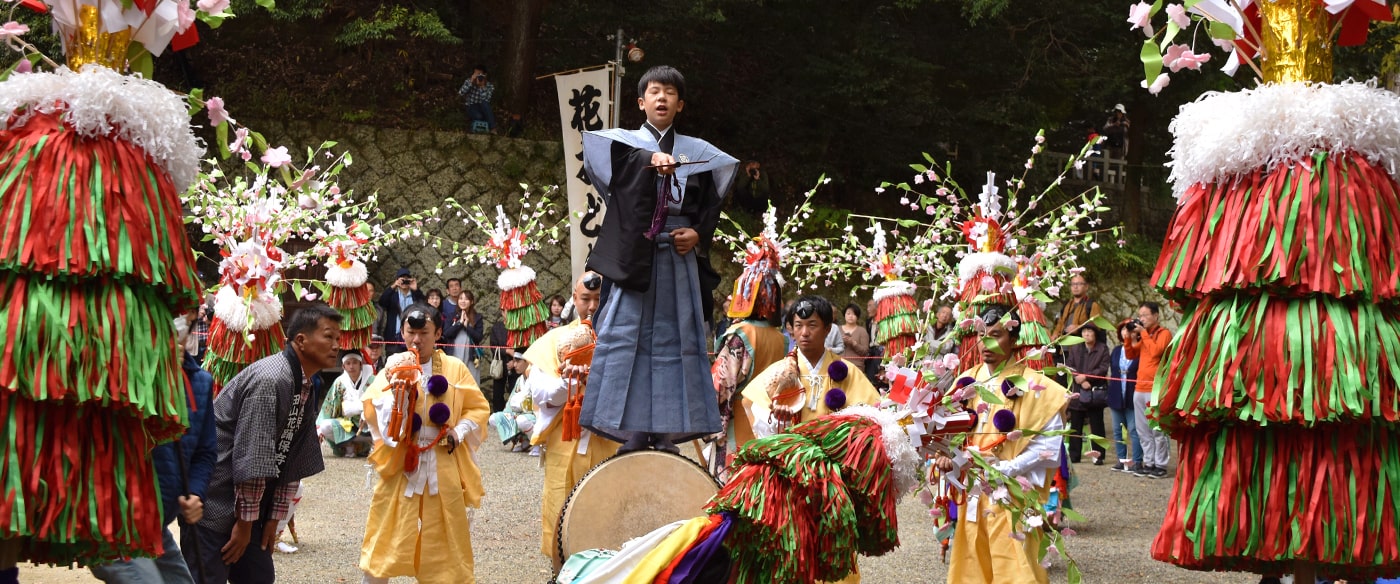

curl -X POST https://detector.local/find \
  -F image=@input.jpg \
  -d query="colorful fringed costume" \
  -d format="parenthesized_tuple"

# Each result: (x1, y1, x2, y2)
(203, 240, 286, 385)
(568, 406, 919, 584)
(499, 266, 550, 347)
(0, 66, 202, 563)
(1148, 3, 1400, 578)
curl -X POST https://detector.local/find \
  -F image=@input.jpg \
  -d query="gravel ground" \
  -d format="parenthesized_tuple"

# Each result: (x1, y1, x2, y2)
(21, 443, 1255, 583)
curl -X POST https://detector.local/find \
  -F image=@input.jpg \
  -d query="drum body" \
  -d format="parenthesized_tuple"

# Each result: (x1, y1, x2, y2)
(557, 450, 719, 563)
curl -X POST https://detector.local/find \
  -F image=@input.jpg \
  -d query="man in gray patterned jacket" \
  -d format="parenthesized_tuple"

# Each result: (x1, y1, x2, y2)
(192, 304, 342, 583)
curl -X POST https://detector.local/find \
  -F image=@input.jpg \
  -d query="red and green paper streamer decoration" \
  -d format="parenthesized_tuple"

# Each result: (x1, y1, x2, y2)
(1149, 84, 1400, 578)
(872, 280, 919, 359)
(327, 283, 374, 349)
(498, 266, 549, 348)
(0, 88, 201, 564)
(203, 316, 285, 387)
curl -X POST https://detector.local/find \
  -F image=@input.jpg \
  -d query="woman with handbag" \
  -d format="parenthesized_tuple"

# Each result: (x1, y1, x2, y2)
(1063, 324, 1111, 464)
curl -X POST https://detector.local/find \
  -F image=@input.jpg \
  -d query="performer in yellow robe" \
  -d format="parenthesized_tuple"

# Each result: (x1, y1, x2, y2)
(937, 307, 1068, 584)
(739, 295, 880, 584)
(358, 304, 491, 584)
(742, 296, 881, 438)
(523, 272, 620, 564)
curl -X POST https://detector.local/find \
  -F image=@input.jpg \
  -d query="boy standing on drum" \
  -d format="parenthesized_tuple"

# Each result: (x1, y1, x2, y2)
(577, 66, 740, 453)
(521, 271, 619, 565)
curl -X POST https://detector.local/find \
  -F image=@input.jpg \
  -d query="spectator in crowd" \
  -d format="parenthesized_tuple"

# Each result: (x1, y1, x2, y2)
(487, 348, 537, 454)
(443, 289, 485, 381)
(194, 303, 212, 362)
(864, 299, 885, 383)
(1103, 104, 1131, 159)
(442, 278, 462, 323)
(546, 294, 567, 329)
(839, 303, 871, 364)
(366, 334, 385, 373)
(488, 310, 515, 413)
(90, 314, 216, 584)
(377, 268, 425, 356)
(316, 350, 373, 458)
(928, 304, 954, 343)
(1051, 274, 1102, 337)
(425, 288, 444, 310)
(1125, 301, 1173, 479)
(1063, 324, 1110, 464)
(193, 305, 340, 583)
(1107, 319, 1142, 473)
(459, 65, 496, 133)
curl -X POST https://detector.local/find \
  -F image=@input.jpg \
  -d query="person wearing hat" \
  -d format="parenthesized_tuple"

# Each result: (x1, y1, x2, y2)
(376, 267, 425, 356)
(520, 271, 619, 565)
(1104, 104, 1130, 159)
(317, 350, 374, 458)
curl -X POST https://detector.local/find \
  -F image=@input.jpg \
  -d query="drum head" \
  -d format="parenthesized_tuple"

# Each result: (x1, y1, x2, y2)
(557, 450, 719, 563)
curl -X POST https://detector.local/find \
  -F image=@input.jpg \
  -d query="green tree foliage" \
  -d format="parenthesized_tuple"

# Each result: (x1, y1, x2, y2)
(334, 5, 461, 46)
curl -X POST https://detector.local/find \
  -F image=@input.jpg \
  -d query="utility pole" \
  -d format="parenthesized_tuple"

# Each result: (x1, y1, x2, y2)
(611, 27, 625, 129)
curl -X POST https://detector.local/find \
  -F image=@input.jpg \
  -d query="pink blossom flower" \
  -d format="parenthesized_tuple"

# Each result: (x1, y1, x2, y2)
(874, 187, 885, 193)
(1127, 2, 1154, 35)
(197, 0, 231, 15)
(1006, 430, 1024, 442)
(976, 403, 990, 414)
(1164, 44, 1212, 72)
(14, 58, 31, 74)
(1165, 3, 1191, 29)
(1142, 72, 1171, 95)
(1061, 528, 1078, 537)
(926, 205, 937, 216)
(940, 353, 960, 372)
(176, 1, 197, 32)
(261, 146, 292, 168)
(991, 486, 1010, 503)
(926, 170, 939, 181)
(1086, 450, 1102, 461)
(980, 275, 997, 292)
(913, 174, 925, 185)
(1046, 285, 1061, 297)
(0, 21, 30, 41)
(918, 489, 935, 506)
(1025, 513, 1044, 528)
(206, 96, 233, 127)
(1009, 530, 1026, 541)
(1038, 450, 1057, 460)
(922, 298, 936, 312)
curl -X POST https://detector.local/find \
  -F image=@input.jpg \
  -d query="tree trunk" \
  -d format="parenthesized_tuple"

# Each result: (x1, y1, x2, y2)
(1121, 95, 1148, 236)
(498, 0, 547, 121)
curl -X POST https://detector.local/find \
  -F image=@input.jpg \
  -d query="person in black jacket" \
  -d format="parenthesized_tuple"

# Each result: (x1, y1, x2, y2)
(1107, 320, 1143, 473)
(442, 289, 485, 381)
(1063, 324, 1111, 464)
(487, 311, 516, 413)
(377, 268, 425, 356)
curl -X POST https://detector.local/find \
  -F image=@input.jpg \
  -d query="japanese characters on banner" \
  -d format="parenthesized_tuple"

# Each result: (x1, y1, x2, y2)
(555, 65, 614, 282)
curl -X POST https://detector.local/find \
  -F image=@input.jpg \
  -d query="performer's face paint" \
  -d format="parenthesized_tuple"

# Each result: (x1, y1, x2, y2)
(638, 81, 684, 130)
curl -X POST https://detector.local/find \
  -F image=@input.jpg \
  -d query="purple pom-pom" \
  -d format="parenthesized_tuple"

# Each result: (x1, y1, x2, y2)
(948, 500, 959, 521)
(955, 377, 976, 389)
(827, 361, 849, 382)
(1001, 379, 1017, 397)
(824, 388, 847, 410)
(411, 413, 423, 433)
(427, 375, 449, 397)
(992, 409, 1017, 433)
(428, 403, 451, 425)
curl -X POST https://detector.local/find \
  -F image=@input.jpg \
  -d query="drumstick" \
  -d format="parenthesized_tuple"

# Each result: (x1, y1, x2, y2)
(645, 158, 714, 169)
(691, 440, 708, 468)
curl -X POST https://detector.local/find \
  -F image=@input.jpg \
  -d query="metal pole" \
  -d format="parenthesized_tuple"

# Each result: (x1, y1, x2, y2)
(612, 27, 624, 129)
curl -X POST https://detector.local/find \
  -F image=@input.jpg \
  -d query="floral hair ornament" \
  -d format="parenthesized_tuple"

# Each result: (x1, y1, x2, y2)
(717, 181, 836, 320)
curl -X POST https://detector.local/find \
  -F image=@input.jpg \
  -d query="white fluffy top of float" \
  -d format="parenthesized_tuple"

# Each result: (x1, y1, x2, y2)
(957, 252, 1017, 286)
(326, 259, 368, 288)
(0, 65, 202, 190)
(840, 404, 921, 498)
(214, 285, 283, 333)
(497, 265, 537, 292)
(1169, 81, 1400, 199)
(872, 279, 916, 303)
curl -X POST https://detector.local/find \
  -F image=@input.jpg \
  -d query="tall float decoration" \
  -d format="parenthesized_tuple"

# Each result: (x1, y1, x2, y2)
(429, 186, 565, 348)
(0, 0, 228, 565)
(1129, 0, 1400, 579)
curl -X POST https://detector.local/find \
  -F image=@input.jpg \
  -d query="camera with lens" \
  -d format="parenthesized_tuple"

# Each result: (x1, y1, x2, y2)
(1126, 318, 1144, 332)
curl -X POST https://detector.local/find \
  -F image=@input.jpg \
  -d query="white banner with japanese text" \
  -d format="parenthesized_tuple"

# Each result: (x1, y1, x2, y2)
(555, 65, 613, 282)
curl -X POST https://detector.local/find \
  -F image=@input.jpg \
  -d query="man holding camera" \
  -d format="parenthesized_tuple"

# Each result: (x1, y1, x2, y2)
(378, 268, 426, 357)
(458, 65, 495, 133)
(1123, 301, 1172, 479)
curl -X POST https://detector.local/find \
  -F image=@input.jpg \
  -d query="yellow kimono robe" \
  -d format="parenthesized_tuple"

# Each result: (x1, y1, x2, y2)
(358, 350, 491, 584)
(947, 362, 1068, 584)
(522, 320, 621, 562)
(740, 348, 880, 584)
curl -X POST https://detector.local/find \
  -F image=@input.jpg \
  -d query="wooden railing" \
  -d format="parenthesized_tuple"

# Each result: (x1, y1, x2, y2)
(1042, 151, 1127, 189)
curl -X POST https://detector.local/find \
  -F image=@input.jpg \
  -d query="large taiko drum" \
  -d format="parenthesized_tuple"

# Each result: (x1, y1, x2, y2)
(556, 450, 720, 563)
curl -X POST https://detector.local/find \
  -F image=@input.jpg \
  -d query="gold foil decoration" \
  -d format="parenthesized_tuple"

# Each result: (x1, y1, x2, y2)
(1259, 0, 1334, 84)
(65, 5, 131, 72)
